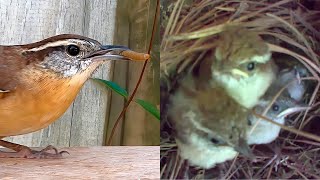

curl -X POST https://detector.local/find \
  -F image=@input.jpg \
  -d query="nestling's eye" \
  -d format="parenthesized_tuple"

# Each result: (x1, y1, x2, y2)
(247, 62, 255, 71)
(67, 45, 80, 56)
(210, 138, 220, 144)
(272, 104, 279, 112)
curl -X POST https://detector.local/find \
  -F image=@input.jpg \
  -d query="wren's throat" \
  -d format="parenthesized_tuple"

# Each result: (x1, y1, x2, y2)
(212, 60, 275, 109)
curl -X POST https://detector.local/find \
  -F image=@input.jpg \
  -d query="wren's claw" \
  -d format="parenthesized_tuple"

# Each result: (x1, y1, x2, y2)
(28, 145, 69, 159)
(0, 145, 69, 159)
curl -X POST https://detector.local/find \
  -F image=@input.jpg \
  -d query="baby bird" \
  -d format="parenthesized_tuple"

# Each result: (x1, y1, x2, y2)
(175, 94, 306, 169)
(175, 68, 308, 168)
(175, 131, 237, 169)
(184, 91, 307, 169)
(247, 67, 309, 145)
(266, 66, 306, 102)
(168, 26, 275, 168)
(211, 26, 275, 109)
(247, 96, 305, 145)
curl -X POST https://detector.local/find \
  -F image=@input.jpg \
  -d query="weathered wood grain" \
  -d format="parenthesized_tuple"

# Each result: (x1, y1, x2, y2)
(105, 1, 129, 145)
(0, 146, 160, 179)
(122, 0, 160, 145)
(0, 0, 117, 146)
(106, 0, 160, 146)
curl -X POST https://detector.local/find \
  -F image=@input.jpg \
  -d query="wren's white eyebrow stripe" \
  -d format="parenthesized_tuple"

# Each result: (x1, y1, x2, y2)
(24, 40, 76, 52)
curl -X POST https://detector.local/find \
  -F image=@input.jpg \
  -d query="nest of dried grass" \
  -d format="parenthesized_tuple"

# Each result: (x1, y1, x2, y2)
(160, 0, 320, 179)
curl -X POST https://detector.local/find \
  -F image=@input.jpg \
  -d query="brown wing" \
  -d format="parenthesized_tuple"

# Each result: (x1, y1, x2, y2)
(197, 86, 249, 136)
(195, 86, 252, 156)
(0, 46, 28, 91)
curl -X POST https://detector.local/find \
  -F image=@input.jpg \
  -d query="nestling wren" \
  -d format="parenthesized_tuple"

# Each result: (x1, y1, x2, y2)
(268, 66, 307, 102)
(247, 67, 309, 145)
(212, 26, 275, 108)
(175, 131, 237, 169)
(168, 26, 275, 168)
(173, 68, 308, 168)
(178, 88, 308, 169)
(0, 34, 148, 158)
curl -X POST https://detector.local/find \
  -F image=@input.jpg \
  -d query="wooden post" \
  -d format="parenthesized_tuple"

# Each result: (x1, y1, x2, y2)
(107, 0, 160, 146)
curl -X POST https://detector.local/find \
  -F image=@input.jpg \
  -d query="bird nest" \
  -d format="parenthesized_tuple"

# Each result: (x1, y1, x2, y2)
(160, 0, 320, 179)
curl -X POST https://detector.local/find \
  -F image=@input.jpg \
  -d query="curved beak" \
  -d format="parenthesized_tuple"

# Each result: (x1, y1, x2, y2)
(277, 106, 311, 118)
(88, 45, 150, 62)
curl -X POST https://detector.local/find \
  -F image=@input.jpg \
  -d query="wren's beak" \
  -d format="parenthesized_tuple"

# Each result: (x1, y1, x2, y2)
(277, 105, 311, 118)
(234, 138, 255, 159)
(231, 69, 249, 78)
(89, 45, 149, 62)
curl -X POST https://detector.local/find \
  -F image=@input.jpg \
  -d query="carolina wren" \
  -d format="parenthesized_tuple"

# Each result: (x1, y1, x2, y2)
(0, 34, 148, 158)
(247, 67, 309, 145)
(168, 26, 275, 168)
(268, 66, 307, 102)
(175, 131, 237, 169)
(211, 26, 275, 109)
(177, 93, 308, 169)
(172, 68, 308, 169)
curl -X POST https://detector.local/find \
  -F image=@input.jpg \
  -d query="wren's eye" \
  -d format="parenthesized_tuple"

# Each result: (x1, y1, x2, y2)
(67, 45, 80, 56)
(272, 104, 280, 112)
(247, 62, 255, 71)
(210, 138, 220, 144)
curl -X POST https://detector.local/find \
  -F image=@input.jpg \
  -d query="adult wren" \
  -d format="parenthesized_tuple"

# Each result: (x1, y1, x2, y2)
(168, 26, 275, 167)
(0, 34, 149, 158)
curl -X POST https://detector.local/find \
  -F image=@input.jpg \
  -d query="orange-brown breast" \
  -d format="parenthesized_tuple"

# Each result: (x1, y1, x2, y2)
(0, 63, 100, 137)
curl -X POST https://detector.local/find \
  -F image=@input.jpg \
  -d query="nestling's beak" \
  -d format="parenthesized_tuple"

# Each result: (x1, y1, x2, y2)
(234, 138, 255, 159)
(89, 45, 150, 62)
(231, 69, 249, 78)
(277, 105, 311, 118)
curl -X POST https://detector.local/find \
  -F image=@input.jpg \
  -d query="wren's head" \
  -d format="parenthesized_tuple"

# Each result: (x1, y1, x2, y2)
(211, 26, 275, 108)
(247, 95, 308, 145)
(246, 65, 310, 145)
(18, 34, 131, 77)
(247, 65, 311, 145)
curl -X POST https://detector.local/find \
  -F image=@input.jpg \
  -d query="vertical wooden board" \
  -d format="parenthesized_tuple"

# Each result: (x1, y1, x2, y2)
(105, 1, 130, 145)
(122, 0, 160, 145)
(0, 0, 117, 147)
(68, 0, 117, 146)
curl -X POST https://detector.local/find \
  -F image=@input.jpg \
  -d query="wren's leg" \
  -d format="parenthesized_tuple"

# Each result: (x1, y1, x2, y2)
(0, 140, 68, 159)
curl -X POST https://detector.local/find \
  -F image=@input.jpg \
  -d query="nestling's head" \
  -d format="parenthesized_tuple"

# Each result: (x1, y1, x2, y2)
(247, 66, 310, 145)
(208, 129, 253, 158)
(247, 95, 309, 145)
(213, 26, 271, 80)
(210, 26, 275, 108)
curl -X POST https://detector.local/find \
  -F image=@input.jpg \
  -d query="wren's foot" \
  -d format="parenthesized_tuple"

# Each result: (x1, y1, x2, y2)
(0, 145, 69, 159)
